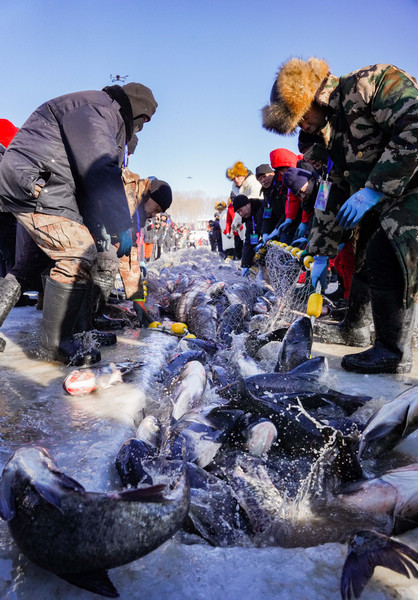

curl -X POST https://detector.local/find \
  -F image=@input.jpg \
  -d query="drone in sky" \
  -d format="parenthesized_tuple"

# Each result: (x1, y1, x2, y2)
(110, 74, 129, 83)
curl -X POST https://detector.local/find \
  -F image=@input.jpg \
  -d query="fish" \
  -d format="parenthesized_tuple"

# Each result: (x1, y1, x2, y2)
(340, 529, 418, 600)
(217, 356, 329, 399)
(335, 463, 418, 535)
(358, 385, 418, 459)
(166, 360, 207, 421)
(0, 446, 190, 598)
(63, 361, 144, 396)
(186, 292, 218, 340)
(244, 326, 288, 358)
(274, 316, 313, 373)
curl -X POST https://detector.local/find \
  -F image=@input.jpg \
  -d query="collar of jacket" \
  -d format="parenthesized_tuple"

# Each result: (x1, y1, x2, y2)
(102, 85, 134, 142)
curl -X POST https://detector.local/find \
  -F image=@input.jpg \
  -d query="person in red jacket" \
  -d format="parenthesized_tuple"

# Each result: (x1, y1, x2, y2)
(223, 198, 243, 260)
(261, 148, 313, 246)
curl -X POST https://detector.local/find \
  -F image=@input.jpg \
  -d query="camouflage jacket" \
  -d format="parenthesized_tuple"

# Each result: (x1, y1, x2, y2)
(307, 64, 418, 306)
(122, 168, 151, 234)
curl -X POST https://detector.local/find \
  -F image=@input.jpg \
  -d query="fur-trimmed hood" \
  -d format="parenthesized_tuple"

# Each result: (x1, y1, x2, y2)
(262, 57, 330, 135)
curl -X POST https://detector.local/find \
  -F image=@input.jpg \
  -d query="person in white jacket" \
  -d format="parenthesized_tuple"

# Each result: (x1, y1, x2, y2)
(226, 161, 262, 200)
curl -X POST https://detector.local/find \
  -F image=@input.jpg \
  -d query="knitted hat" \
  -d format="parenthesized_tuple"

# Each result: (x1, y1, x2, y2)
(262, 57, 330, 135)
(149, 179, 172, 212)
(232, 194, 250, 211)
(226, 161, 248, 180)
(255, 164, 274, 179)
(122, 82, 158, 133)
(0, 119, 19, 147)
(282, 168, 314, 196)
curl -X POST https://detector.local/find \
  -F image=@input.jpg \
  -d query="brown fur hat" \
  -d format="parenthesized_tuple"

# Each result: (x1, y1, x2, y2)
(226, 161, 248, 180)
(262, 57, 330, 135)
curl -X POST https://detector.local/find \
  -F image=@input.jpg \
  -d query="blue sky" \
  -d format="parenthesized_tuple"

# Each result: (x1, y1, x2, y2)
(2, 0, 418, 203)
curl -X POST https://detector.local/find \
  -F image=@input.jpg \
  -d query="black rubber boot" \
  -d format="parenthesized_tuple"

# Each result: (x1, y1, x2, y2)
(39, 277, 101, 366)
(0, 275, 22, 352)
(314, 275, 372, 347)
(341, 289, 416, 374)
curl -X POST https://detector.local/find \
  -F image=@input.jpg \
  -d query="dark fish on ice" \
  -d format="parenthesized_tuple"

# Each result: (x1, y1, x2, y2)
(217, 303, 247, 346)
(167, 360, 207, 421)
(274, 316, 313, 373)
(0, 446, 189, 598)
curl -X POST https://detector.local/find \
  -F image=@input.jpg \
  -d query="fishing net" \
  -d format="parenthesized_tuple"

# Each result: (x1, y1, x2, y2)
(258, 242, 312, 331)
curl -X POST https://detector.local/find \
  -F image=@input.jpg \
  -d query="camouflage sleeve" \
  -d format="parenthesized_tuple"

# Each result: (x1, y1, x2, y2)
(363, 65, 418, 196)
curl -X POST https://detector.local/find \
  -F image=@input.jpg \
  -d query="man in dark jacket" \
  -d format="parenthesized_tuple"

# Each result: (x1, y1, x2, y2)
(0, 82, 157, 365)
(233, 194, 264, 276)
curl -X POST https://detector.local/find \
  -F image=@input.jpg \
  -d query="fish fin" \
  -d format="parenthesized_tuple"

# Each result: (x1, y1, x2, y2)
(58, 570, 119, 598)
(32, 470, 85, 512)
(340, 529, 418, 600)
(117, 483, 168, 503)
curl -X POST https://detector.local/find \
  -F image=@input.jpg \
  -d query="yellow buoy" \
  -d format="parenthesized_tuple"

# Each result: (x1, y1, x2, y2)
(184, 333, 197, 339)
(148, 321, 162, 329)
(307, 292, 323, 319)
(303, 255, 314, 270)
(171, 322, 188, 335)
(291, 247, 300, 256)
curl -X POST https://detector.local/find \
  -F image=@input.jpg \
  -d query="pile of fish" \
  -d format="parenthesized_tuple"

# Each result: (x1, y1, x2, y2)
(0, 249, 417, 599)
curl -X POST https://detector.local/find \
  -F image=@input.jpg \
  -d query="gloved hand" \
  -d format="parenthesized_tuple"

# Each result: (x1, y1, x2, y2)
(294, 222, 308, 239)
(311, 255, 328, 290)
(226, 233, 232, 239)
(264, 228, 279, 244)
(241, 267, 250, 277)
(292, 237, 308, 248)
(139, 261, 147, 278)
(254, 243, 264, 252)
(96, 224, 111, 252)
(277, 218, 293, 234)
(116, 229, 133, 258)
(335, 188, 384, 229)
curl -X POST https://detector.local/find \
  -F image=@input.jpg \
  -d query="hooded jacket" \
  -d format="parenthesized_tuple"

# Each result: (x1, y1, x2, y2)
(0, 89, 134, 235)
(241, 199, 264, 267)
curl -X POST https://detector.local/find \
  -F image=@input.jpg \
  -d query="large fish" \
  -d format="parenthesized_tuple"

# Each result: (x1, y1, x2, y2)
(217, 356, 329, 399)
(0, 446, 190, 598)
(358, 385, 418, 458)
(274, 316, 313, 373)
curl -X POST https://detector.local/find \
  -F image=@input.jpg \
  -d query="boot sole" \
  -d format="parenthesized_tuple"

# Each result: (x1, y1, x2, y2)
(341, 357, 412, 374)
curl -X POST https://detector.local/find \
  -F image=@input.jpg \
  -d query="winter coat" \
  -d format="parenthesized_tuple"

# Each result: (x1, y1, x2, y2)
(231, 171, 262, 200)
(0, 90, 132, 236)
(311, 64, 418, 307)
(241, 199, 264, 268)
(225, 202, 245, 240)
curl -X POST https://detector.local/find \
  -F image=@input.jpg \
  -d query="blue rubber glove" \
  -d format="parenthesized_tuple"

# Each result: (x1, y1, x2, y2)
(254, 243, 263, 252)
(311, 255, 328, 290)
(294, 222, 308, 239)
(336, 188, 384, 229)
(277, 218, 293, 234)
(241, 267, 250, 277)
(96, 224, 111, 252)
(262, 233, 270, 245)
(292, 237, 308, 249)
(139, 261, 147, 278)
(116, 229, 133, 258)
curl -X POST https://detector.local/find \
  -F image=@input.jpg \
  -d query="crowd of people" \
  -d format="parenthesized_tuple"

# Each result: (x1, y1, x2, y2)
(0, 56, 417, 377)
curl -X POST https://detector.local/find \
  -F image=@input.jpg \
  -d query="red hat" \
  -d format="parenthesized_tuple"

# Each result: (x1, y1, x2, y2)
(0, 119, 18, 147)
